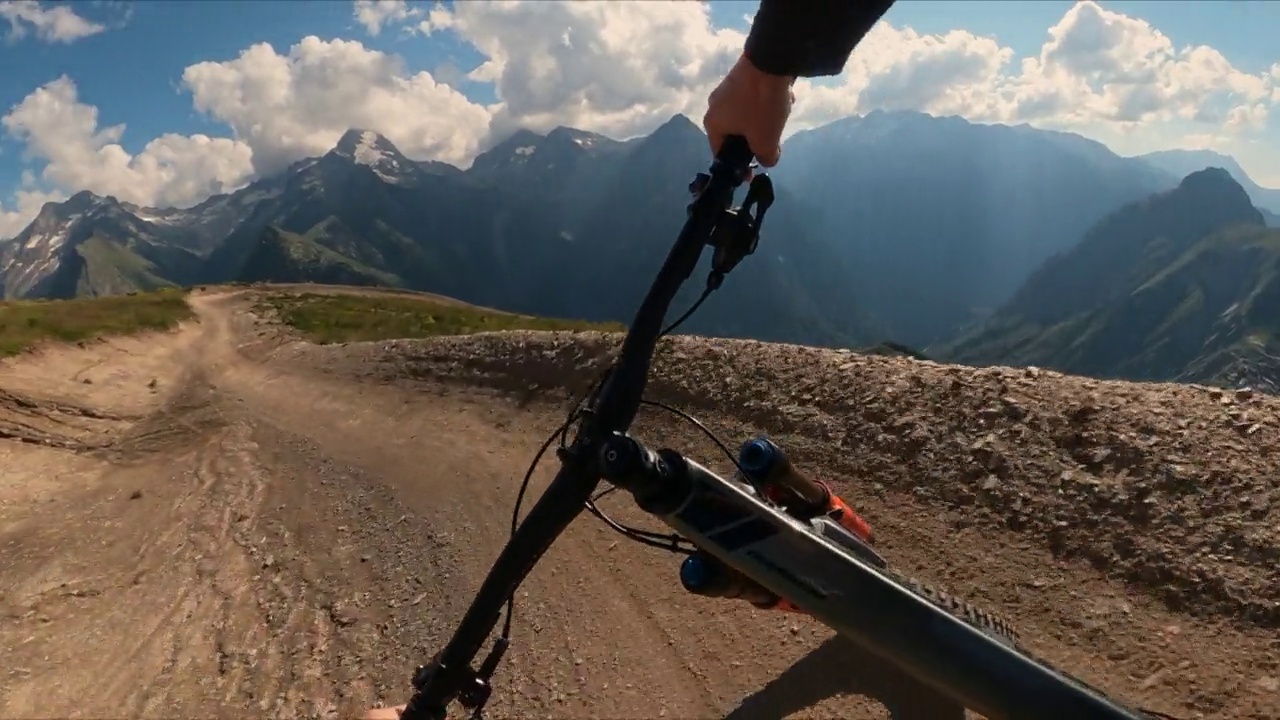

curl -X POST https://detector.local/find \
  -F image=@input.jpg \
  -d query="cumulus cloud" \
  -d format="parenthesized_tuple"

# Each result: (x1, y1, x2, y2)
(353, 0, 420, 36)
(793, 23, 1016, 127)
(182, 35, 492, 175)
(416, 0, 744, 141)
(0, 187, 63, 239)
(384, 0, 1276, 155)
(1, 75, 255, 209)
(789, 1, 1275, 136)
(0, 0, 105, 43)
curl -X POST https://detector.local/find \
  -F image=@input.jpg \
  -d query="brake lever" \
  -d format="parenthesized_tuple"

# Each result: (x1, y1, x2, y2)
(706, 172, 773, 288)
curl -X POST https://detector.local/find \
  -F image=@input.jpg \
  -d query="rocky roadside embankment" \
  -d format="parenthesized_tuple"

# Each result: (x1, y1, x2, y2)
(281, 329, 1280, 630)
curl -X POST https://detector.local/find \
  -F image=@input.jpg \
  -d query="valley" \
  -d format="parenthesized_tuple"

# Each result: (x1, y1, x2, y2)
(940, 168, 1280, 393)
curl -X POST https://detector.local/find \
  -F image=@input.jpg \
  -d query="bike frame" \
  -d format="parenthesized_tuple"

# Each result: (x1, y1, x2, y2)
(398, 137, 1152, 720)
(597, 438, 1149, 720)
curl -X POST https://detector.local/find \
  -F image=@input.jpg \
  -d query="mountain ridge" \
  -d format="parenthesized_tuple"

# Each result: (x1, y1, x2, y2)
(769, 109, 1181, 346)
(1139, 148, 1280, 216)
(6, 111, 1277, 390)
(0, 190, 205, 299)
(940, 167, 1280, 391)
(0, 117, 875, 349)
(16, 111, 1272, 246)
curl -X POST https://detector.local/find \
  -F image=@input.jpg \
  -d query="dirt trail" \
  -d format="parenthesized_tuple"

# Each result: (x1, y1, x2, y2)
(1, 288, 1277, 720)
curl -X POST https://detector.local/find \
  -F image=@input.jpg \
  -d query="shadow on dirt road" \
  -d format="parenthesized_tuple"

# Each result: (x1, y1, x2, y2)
(726, 635, 962, 720)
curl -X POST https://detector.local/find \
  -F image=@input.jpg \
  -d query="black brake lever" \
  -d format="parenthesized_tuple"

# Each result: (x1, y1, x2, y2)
(706, 172, 773, 287)
(681, 137, 773, 289)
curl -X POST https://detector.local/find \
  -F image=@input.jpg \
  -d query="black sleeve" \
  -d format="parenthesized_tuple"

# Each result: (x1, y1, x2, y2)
(744, 0, 897, 78)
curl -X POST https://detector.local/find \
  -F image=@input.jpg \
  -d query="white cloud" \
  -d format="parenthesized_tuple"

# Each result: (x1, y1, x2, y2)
(1226, 102, 1268, 132)
(0, 0, 105, 43)
(791, 23, 1016, 128)
(789, 1, 1275, 137)
(415, 0, 744, 142)
(353, 0, 420, 37)
(182, 35, 492, 175)
(0, 186, 63, 239)
(394, 0, 1276, 159)
(1, 75, 255, 210)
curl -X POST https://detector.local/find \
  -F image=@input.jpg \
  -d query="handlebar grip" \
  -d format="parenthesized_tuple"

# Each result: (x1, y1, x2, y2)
(714, 134, 755, 177)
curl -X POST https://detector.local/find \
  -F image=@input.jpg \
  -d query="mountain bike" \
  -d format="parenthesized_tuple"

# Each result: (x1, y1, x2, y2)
(396, 136, 1173, 720)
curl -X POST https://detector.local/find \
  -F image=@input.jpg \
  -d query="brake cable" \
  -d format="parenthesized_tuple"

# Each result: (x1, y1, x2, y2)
(659, 285, 713, 337)
(495, 304, 772, 655)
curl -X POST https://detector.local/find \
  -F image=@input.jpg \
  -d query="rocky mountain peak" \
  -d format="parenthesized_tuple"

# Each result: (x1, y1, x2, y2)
(543, 126, 614, 153)
(327, 129, 416, 183)
(648, 113, 702, 143)
(469, 129, 543, 168)
(1178, 166, 1240, 192)
(64, 190, 113, 215)
(333, 129, 399, 160)
(1169, 167, 1263, 227)
(24, 191, 107, 233)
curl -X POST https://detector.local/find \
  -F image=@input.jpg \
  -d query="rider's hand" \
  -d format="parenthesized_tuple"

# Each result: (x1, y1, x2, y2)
(363, 704, 405, 719)
(703, 53, 796, 167)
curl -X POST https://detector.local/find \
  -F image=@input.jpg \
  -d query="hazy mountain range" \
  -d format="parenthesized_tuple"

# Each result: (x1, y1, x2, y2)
(3, 110, 1279, 390)
(1137, 148, 1280, 221)
(939, 167, 1280, 393)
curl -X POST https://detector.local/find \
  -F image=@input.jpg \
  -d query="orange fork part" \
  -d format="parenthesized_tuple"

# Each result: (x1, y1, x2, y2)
(761, 481, 874, 544)
(758, 486, 873, 614)
(825, 485, 874, 544)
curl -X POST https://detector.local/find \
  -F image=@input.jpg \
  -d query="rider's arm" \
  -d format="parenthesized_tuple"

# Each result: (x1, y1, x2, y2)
(744, 0, 897, 78)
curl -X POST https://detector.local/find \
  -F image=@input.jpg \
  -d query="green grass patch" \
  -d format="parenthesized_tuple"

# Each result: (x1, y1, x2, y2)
(258, 292, 624, 344)
(0, 287, 193, 358)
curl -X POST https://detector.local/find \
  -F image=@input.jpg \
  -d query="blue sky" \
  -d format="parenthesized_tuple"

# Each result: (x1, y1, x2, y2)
(5, 2, 1277, 154)
(1, 0, 1278, 235)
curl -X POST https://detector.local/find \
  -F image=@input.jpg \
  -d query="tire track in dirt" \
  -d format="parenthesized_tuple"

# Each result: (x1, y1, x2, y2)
(181, 292, 1045, 718)
(0, 388, 131, 448)
(0, 310, 356, 718)
(185, 292, 737, 718)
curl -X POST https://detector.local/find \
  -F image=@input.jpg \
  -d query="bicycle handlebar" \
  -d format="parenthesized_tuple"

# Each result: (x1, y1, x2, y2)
(585, 134, 755, 435)
(398, 136, 757, 720)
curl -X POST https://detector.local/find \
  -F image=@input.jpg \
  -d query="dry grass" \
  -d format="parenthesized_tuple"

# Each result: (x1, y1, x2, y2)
(257, 291, 624, 344)
(0, 288, 193, 357)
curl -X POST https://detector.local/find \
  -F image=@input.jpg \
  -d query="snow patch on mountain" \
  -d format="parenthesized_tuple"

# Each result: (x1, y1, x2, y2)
(353, 131, 386, 166)
(330, 128, 416, 185)
(23, 221, 74, 251)
(131, 208, 177, 225)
